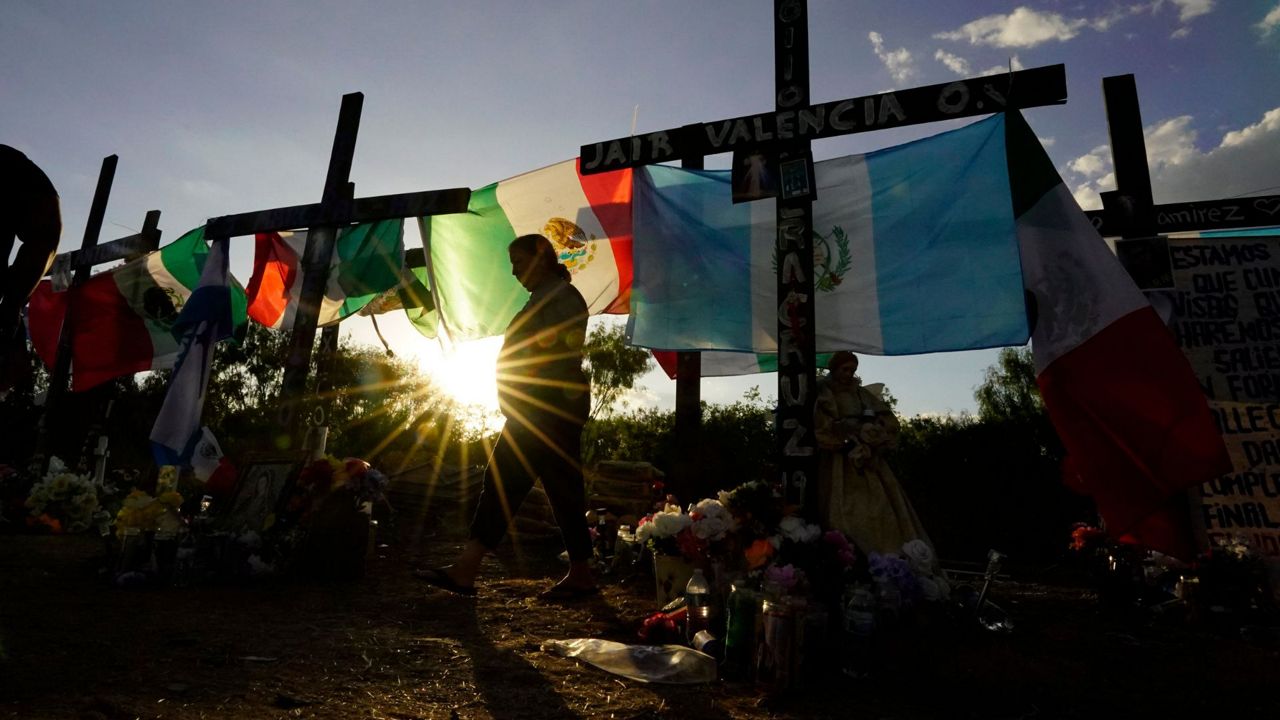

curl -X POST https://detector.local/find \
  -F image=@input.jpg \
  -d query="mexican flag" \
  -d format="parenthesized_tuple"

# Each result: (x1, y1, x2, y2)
(413, 159, 632, 341)
(245, 219, 404, 330)
(1007, 110, 1230, 556)
(28, 227, 248, 392)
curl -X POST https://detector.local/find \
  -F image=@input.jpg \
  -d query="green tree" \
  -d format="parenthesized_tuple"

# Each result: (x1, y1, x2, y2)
(582, 322, 653, 418)
(975, 347, 1042, 424)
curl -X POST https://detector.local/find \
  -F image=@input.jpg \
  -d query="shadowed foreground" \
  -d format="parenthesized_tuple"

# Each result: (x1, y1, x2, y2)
(1, 531, 1276, 719)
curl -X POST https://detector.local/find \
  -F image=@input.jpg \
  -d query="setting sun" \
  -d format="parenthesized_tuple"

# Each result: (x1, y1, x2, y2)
(416, 336, 503, 411)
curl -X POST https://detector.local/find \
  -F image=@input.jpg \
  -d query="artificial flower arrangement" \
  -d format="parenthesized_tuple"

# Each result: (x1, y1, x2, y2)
(269, 455, 389, 581)
(24, 457, 100, 533)
(113, 487, 185, 536)
(1186, 535, 1274, 619)
(718, 480, 782, 544)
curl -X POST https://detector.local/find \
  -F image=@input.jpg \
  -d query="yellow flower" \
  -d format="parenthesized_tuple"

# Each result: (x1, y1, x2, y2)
(157, 491, 184, 508)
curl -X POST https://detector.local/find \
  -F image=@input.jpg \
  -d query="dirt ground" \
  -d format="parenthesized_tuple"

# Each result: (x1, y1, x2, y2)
(2, 525, 1278, 720)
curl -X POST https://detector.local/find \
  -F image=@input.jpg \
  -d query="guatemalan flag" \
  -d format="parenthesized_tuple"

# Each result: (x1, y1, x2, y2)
(150, 236, 237, 467)
(628, 113, 1029, 357)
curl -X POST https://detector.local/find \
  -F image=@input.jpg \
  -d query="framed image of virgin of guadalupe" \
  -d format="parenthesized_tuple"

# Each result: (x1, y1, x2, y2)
(223, 455, 301, 533)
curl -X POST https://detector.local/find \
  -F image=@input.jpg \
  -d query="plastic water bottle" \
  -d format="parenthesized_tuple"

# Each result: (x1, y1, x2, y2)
(841, 583, 876, 678)
(874, 576, 902, 630)
(685, 568, 717, 644)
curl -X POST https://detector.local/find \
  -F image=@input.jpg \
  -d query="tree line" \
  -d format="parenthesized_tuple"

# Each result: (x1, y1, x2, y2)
(0, 325, 1092, 565)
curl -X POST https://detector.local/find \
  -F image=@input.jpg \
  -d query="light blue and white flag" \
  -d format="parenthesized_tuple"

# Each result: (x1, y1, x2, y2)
(150, 237, 235, 467)
(627, 114, 1029, 356)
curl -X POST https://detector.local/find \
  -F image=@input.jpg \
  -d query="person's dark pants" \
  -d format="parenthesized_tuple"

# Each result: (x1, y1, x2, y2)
(469, 417, 592, 563)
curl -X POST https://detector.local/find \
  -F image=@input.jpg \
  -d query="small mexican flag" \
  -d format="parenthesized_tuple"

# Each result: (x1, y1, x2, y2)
(28, 227, 248, 392)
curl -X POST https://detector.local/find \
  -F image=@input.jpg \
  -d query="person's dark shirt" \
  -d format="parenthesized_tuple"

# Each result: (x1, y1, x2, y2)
(497, 275, 590, 429)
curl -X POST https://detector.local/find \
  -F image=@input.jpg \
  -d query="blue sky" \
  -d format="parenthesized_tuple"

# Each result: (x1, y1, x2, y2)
(4, 1, 1279, 418)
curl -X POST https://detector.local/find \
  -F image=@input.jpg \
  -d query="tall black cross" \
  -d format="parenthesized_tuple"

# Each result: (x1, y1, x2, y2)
(35, 154, 163, 463)
(1085, 75, 1280, 238)
(203, 92, 470, 446)
(580, 0, 1067, 508)
(1083, 74, 1280, 558)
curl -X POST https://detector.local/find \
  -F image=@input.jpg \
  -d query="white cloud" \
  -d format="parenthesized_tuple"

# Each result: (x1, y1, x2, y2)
(868, 31, 916, 84)
(1064, 106, 1280, 210)
(979, 55, 1025, 76)
(933, 7, 1087, 48)
(1169, 0, 1214, 23)
(1039, 136, 1055, 148)
(1069, 145, 1111, 177)
(1258, 4, 1280, 36)
(934, 49, 970, 75)
(1170, 26, 1192, 39)
(1221, 108, 1280, 147)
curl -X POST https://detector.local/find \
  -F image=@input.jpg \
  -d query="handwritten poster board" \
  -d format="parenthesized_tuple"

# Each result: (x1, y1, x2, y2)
(1140, 235, 1280, 557)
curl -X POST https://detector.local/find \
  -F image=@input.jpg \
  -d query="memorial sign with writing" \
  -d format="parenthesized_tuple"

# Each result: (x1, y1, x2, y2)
(1087, 194, 1280, 238)
(1142, 235, 1280, 557)
(579, 64, 1067, 175)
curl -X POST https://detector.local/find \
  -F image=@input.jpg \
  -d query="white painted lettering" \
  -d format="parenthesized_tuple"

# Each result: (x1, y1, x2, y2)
(604, 141, 627, 167)
(863, 97, 875, 125)
(778, 328, 805, 367)
(649, 132, 672, 161)
(830, 99, 856, 131)
(798, 106, 824, 135)
(781, 250, 806, 284)
(937, 82, 969, 114)
(730, 119, 754, 144)
(705, 121, 733, 149)
(778, 85, 804, 109)
(783, 418, 814, 455)
(583, 143, 604, 171)
(753, 116, 774, 142)
(776, 111, 796, 139)
(879, 93, 906, 123)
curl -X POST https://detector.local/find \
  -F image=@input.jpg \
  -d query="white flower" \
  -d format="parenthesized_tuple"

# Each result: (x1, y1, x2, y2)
(768, 534, 782, 550)
(650, 509, 692, 538)
(779, 515, 821, 544)
(690, 499, 736, 541)
(902, 539, 936, 572)
(46, 457, 67, 475)
(716, 490, 732, 506)
(636, 521, 654, 545)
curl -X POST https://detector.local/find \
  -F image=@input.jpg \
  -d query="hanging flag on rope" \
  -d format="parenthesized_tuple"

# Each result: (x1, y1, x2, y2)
(27, 227, 248, 392)
(412, 159, 632, 341)
(150, 236, 236, 467)
(627, 115, 1029, 357)
(245, 218, 404, 330)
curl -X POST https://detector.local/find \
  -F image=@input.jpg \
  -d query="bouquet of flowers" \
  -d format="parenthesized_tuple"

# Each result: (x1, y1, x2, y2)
(901, 539, 950, 602)
(114, 488, 185, 536)
(24, 457, 100, 533)
(1192, 535, 1274, 617)
(636, 503, 704, 561)
(718, 480, 782, 542)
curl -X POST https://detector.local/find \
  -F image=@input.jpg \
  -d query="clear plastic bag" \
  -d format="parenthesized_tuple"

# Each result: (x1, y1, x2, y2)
(542, 638, 717, 684)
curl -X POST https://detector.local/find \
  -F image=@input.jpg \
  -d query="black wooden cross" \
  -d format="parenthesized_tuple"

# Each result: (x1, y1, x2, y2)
(1085, 75, 1280, 238)
(34, 154, 162, 462)
(202, 92, 470, 446)
(580, 0, 1068, 508)
(1084, 74, 1280, 558)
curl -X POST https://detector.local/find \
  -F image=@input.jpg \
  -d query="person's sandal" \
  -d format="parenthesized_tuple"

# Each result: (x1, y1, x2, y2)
(413, 567, 477, 597)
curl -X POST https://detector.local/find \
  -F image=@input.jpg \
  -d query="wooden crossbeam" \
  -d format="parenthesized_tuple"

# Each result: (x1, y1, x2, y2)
(1086, 194, 1280, 237)
(580, 64, 1068, 175)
